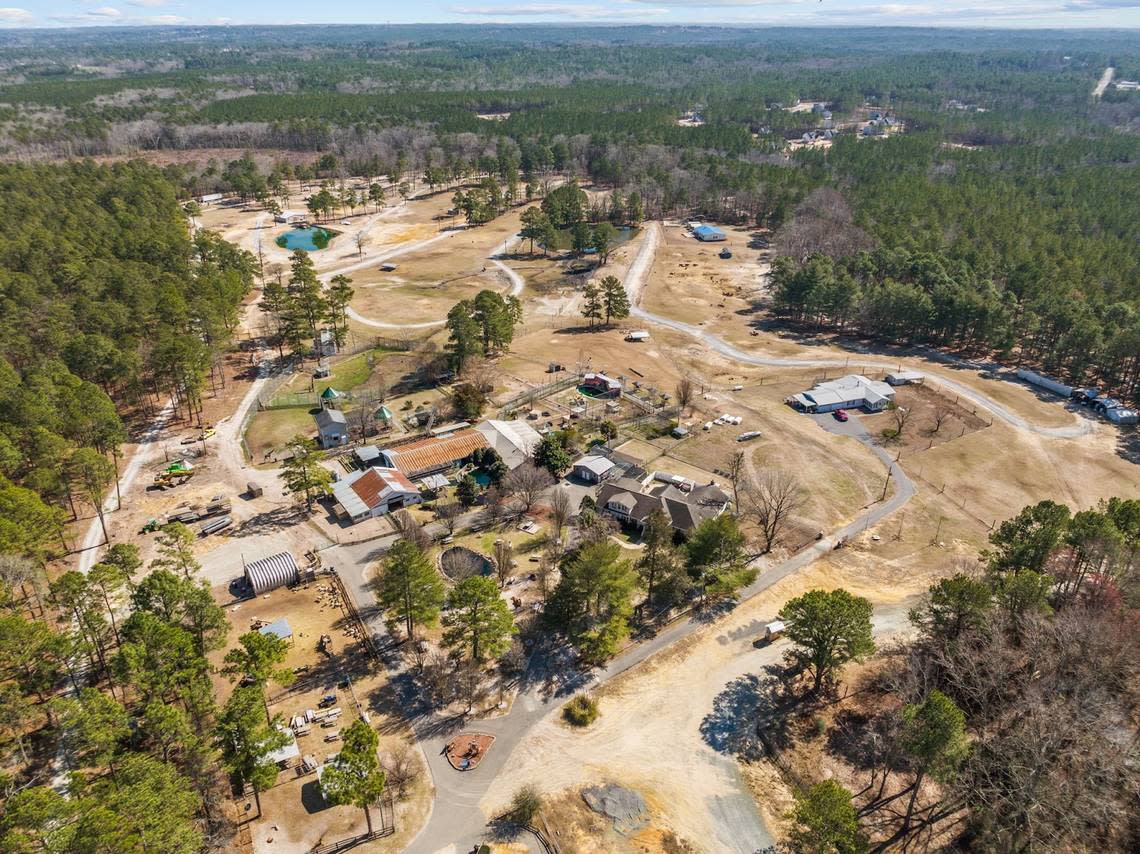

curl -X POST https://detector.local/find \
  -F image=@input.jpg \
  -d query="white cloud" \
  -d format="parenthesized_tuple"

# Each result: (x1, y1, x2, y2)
(627, 0, 795, 5)
(0, 6, 33, 22)
(89, 6, 124, 17)
(128, 0, 168, 7)
(451, 3, 671, 17)
(144, 14, 186, 23)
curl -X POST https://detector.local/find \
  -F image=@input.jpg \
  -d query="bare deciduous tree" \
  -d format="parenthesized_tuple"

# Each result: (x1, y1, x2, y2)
(743, 469, 806, 554)
(349, 390, 377, 441)
(776, 187, 876, 262)
(461, 355, 500, 394)
(392, 509, 432, 551)
(675, 377, 694, 415)
(483, 485, 506, 528)
(421, 652, 456, 708)
(435, 501, 463, 535)
(726, 450, 746, 508)
(929, 401, 953, 434)
(548, 487, 573, 544)
(493, 539, 514, 588)
(382, 743, 420, 800)
(890, 405, 912, 438)
(503, 462, 553, 514)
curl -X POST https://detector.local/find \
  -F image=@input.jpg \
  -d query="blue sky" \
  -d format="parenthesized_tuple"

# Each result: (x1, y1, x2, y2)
(1, 0, 1139, 29)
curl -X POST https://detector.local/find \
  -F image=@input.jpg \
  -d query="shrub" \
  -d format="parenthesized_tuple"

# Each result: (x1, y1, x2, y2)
(562, 693, 599, 727)
(510, 785, 542, 824)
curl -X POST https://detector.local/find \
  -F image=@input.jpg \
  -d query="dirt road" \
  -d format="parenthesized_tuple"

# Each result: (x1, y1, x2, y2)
(482, 600, 914, 852)
(343, 232, 523, 330)
(621, 225, 1094, 440)
(1093, 66, 1115, 98)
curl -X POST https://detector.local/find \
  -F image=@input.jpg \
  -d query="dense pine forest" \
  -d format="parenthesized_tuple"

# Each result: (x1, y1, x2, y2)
(0, 161, 255, 561)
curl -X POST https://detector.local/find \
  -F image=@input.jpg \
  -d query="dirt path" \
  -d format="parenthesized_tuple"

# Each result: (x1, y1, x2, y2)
(483, 600, 913, 852)
(1093, 66, 1115, 98)
(621, 224, 1094, 440)
(343, 231, 523, 330)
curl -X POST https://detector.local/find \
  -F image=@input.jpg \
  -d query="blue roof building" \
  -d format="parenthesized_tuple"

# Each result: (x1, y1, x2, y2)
(693, 224, 727, 242)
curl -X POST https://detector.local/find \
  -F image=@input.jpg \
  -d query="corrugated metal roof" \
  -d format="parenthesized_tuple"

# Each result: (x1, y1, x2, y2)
(244, 552, 300, 594)
(331, 466, 419, 517)
(386, 429, 489, 477)
(260, 617, 292, 640)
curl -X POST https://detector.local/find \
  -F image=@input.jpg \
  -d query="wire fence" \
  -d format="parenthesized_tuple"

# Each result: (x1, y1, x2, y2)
(497, 374, 580, 416)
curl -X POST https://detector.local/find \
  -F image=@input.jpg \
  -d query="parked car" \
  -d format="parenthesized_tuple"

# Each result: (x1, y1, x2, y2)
(833, 409, 849, 422)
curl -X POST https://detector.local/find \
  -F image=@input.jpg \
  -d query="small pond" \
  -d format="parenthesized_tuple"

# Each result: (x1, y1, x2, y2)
(276, 227, 336, 251)
(472, 471, 493, 487)
(440, 546, 493, 581)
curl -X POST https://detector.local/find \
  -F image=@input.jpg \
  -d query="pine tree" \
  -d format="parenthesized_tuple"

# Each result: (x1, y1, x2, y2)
(600, 276, 630, 325)
(582, 280, 604, 327)
(375, 539, 444, 641)
(279, 435, 332, 510)
(443, 576, 517, 662)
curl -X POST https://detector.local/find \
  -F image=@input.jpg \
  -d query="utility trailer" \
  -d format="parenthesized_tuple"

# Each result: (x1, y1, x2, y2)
(198, 515, 233, 537)
(758, 621, 785, 644)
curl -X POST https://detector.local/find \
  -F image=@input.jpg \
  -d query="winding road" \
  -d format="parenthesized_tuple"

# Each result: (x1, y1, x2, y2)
(624, 224, 1092, 440)
(340, 232, 526, 331)
(400, 424, 912, 853)
(78, 212, 1095, 850)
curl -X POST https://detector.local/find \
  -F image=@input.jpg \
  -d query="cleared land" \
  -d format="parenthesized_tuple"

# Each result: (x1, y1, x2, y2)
(347, 207, 527, 326)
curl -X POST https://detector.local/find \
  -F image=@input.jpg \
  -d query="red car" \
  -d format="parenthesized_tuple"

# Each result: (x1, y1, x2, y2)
(833, 409, 849, 422)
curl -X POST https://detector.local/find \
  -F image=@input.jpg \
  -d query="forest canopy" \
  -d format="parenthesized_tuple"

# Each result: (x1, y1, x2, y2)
(0, 161, 255, 556)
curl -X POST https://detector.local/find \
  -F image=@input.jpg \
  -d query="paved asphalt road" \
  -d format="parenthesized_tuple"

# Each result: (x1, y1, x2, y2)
(326, 407, 914, 854)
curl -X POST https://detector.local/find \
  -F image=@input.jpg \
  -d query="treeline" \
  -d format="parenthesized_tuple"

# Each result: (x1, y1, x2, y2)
(771, 130, 1140, 398)
(0, 161, 256, 559)
(781, 497, 1140, 852)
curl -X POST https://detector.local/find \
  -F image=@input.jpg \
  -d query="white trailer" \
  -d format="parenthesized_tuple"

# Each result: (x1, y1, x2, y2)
(759, 621, 785, 643)
(1016, 369, 1073, 399)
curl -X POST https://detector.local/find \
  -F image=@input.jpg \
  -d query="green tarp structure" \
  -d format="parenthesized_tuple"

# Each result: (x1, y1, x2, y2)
(320, 386, 344, 400)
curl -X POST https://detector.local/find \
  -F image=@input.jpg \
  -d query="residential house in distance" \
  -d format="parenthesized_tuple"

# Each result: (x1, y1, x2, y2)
(597, 475, 731, 535)
(330, 466, 422, 523)
(315, 408, 349, 448)
(788, 375, 895, 414)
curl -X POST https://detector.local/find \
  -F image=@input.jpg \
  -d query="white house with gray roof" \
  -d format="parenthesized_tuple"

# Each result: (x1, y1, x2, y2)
(789, 374, 895, 414)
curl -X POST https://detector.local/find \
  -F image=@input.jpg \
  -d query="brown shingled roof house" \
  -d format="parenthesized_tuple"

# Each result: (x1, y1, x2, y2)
(597, 477, 731, 535)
